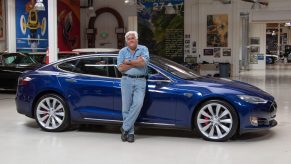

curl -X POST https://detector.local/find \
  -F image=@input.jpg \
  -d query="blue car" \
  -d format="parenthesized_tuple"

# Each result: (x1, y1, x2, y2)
(15, 54, 277, 141)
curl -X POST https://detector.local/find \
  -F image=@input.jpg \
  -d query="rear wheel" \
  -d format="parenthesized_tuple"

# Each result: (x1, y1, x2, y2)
(194, 100, 238, 142)
(34, 94, 70, 132)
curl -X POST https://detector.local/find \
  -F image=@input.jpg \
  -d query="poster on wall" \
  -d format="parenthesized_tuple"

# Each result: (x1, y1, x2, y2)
(204, 49, 213, 56)
(57, 0, 80, 51)
(0, 0, 5, 40)
(207, 14, 228, 47)
(137, 0, 184, 63)
(250, 54, 258, 64)
(15, 0, 48, 52)
(214, 48, 221, 58)
(223, 48, 231, 56)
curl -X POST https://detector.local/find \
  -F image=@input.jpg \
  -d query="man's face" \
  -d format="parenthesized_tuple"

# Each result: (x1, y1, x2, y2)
(126, 35, 138, 49)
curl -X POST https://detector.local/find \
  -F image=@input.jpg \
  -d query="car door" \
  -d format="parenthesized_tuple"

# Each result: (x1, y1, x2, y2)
(57, 56, 116, 120)
(113, 65, 177, 125)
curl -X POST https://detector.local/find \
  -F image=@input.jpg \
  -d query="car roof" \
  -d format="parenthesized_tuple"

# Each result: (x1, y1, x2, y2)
(27, 51, 79, 55)
(72, 48, 119, 53)
(0, 52, 28, 56)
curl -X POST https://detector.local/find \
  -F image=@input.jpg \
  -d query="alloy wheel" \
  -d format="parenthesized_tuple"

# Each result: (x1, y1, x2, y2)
(196, 102, 234, 140)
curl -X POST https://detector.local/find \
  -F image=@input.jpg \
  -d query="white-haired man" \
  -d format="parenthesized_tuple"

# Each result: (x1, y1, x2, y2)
(117, 31, 149, 143)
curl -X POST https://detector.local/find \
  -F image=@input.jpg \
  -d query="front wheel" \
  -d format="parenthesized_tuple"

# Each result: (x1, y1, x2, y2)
(34, 94, 70, 132)
(194, 100, 238, 142)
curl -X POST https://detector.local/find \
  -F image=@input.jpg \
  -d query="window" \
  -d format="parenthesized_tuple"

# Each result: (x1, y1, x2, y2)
(3, 54, 36, 65)
(151, 55, 200, 80)
(57, 57, 117, 78)
(58, 60, 78, 72)
(147, 66, 169, 81)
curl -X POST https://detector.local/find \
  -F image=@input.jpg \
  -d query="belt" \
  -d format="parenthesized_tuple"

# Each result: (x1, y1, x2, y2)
(123, 74, 147, 78)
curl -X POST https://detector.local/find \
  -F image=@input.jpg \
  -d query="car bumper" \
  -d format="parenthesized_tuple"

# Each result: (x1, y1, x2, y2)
(15, 85, 35, 118)
(231, 97, 278, 134)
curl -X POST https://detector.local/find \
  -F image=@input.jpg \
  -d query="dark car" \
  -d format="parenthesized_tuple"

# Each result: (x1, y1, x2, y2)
(266, 54, 278, 64)
(15, 53, 277, 142)
(28, 51, 80, 64)
(0, 52, 41, 91)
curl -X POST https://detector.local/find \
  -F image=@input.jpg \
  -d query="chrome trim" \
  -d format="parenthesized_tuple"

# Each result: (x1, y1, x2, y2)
(147, 79, 171, 83)
(84, 118, 175, 126)
(138, 122, 175, 126)
(84, 118, 122, 123)
(55, 56, 175, 82)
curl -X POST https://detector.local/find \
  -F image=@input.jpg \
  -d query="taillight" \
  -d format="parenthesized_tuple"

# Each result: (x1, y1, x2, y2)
(18, 77, 32, 86)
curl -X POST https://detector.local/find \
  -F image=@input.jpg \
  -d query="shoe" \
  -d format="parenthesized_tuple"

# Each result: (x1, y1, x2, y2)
(120, 127, 128, 142)
(127, 134, 135, 143)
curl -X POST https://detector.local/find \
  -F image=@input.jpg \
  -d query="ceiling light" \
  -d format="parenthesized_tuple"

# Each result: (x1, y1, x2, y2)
(124, 0, 135, 5)
(34, 0, 45, 11)
(285, 22, 291, 27)
(271, 31, 276, 36)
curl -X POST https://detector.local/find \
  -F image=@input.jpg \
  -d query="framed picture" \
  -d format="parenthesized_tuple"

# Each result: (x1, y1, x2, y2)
(0, 0, 5, 40)
(250, 54, 258, 64)
(204, 49, 213, 56)
(223, 48, 231, 56)
(250, 46, 260, 53)
(207, 14, 228, 47)
(250, 37, 260, 45)
(214, 48, 221, 58)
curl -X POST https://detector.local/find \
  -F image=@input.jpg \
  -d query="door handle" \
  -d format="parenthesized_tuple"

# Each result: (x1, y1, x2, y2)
(65, 79, 76, 83)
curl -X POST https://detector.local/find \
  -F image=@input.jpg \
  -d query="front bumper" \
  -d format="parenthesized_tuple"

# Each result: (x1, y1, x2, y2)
(232, 98, 278, 134)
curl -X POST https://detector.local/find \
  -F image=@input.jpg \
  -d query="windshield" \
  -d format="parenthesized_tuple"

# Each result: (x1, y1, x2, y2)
(151, 55, 200, 80)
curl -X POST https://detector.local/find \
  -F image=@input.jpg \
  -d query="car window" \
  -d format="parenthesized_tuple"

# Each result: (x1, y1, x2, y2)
(29, 54, 45, 64)
(148, 66, 169, 81)
(3, 54, 36, 65)
(58, 60, 79, 72)
(58, 57, 116, 78)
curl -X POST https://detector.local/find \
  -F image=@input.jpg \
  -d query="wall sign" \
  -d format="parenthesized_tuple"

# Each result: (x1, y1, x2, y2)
(137, 0, 184, 63)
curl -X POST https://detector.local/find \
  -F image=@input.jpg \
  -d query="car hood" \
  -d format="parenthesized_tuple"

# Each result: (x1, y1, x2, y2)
(180, 76, 274, 101)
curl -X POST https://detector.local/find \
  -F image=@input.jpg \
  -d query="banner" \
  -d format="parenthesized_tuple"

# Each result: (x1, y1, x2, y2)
(15, 0, 48, 52)
(57, 0, 80, 51)
(137, 0, 184, 63)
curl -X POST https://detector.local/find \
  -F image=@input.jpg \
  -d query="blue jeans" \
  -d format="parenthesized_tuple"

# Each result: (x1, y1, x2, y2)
(121, 76, 146, 135)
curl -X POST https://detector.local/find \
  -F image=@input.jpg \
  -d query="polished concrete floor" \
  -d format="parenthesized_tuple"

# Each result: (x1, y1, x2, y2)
(0, 64, 291, 164)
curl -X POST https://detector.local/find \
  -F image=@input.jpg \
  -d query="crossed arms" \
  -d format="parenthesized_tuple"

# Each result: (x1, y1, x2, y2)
(118, 56, 146, 72)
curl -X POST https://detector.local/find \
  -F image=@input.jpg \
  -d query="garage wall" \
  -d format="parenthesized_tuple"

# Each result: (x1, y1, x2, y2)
(249, 23, 266, 70)
(78, 0, 291, 76)
(80, 0, 137, 48)
(0, 41, 5, 51)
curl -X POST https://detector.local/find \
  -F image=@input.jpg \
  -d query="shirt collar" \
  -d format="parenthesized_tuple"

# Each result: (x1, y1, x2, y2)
(126, 45, 140, 52)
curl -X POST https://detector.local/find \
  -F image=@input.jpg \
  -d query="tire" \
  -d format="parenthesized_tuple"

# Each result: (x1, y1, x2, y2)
(34, 94, 70, 132)
(194, 100, 238, 142)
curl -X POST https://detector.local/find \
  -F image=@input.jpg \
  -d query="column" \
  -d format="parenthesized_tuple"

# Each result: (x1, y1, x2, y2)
(48, 0, 58, 63)
(6, 0, 16, 52)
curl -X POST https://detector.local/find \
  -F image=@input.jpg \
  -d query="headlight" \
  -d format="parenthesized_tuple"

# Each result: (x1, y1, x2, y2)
(238, 95, 268, 104)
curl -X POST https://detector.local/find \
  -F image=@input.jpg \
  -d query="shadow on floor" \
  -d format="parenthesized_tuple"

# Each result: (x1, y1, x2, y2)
(24, 121, 276, 142)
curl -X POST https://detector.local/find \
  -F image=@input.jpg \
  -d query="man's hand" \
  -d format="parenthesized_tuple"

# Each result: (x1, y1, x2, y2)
(127, 56, 145, 67)
(124, 59, 131, 65)
(118, 63, 133, 72)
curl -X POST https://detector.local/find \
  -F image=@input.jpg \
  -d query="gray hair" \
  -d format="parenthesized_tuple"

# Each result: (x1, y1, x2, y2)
(125, 31, 138, 41)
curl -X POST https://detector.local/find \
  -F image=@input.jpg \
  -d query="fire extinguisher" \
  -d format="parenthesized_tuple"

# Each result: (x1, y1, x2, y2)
(45, 47, 49, 64)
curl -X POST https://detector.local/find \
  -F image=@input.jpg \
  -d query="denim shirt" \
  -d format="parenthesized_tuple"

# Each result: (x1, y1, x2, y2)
(117, 45, 150, 76)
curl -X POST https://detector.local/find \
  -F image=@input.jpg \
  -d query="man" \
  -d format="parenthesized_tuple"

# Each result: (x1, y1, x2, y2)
(117, 31, 149, 143)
